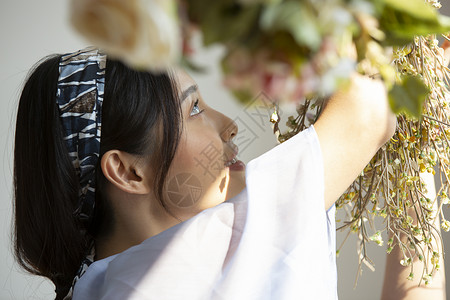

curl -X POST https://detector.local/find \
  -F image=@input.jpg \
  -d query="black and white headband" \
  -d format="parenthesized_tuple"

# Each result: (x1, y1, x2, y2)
(56, 47, 107, 228)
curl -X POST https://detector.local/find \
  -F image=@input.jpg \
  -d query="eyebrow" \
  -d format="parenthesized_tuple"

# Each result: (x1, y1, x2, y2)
(180, 84, 198, 102)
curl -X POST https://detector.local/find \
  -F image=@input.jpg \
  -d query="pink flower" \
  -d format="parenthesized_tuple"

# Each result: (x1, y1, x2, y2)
(222, 47, 308, 104)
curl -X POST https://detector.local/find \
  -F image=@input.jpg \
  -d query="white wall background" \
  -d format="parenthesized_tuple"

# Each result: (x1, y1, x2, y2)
(1, 1, 449, 299)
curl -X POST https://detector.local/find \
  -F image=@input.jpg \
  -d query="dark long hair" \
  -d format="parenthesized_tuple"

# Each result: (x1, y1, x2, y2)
(13, 54, 182, 299)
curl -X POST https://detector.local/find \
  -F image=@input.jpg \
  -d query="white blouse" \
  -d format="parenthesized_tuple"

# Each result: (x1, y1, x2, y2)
(73, 125, 338, 300)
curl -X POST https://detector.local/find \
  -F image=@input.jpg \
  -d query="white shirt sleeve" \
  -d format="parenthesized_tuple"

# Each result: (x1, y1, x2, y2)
(73, 125, 337, 300)
(213, 125, 337, 299)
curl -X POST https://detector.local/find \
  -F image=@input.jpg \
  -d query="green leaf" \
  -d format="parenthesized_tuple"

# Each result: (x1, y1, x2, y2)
(230, 89, 254, 105)
(378, 0, 450, 46)
(381, 0, 436, 21)
(187, 1, 261, 46)
(260, 1, 321, 51)
(388, 76, 429, 118)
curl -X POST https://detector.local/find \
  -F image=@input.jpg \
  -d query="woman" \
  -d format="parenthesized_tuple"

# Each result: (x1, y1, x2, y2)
(14, 47, 437, 300)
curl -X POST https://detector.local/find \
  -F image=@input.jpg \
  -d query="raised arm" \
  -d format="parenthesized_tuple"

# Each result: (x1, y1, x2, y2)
(314, 73, 397, 210)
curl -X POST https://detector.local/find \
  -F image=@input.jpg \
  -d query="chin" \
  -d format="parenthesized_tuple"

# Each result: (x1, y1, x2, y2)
(226, 174, 246, 199)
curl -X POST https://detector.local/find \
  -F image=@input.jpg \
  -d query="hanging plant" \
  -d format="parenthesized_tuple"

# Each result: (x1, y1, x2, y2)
(69, 0, 450, 285)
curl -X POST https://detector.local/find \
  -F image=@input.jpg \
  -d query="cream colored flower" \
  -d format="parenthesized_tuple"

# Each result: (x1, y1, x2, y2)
(441, 220, 450, 232)
(400, 257, 412, 267)
(70, 0, 181, 70)
(423, 274, 433, 286)
(368, 231, 383, 246)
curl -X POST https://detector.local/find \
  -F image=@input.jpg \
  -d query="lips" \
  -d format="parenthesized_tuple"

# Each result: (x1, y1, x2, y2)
(224, 151, 245, 171)
(227, 158, 245, 171)
(225, 157, 237, 167)
(224, 144, 239, 167)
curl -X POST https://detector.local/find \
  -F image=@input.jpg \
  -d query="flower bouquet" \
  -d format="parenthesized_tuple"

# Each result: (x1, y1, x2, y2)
(70, 0, 450, 285)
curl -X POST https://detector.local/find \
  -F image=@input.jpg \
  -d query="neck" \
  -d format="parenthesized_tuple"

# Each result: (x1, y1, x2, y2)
(95, 201, 180, 260)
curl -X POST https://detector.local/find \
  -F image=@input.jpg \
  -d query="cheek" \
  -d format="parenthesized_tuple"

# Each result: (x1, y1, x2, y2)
(173, 131, 224, 178)
(163, 129, 228, 215)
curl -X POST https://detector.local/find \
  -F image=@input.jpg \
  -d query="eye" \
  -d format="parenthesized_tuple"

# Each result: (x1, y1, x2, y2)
(190, 99, 204, 117)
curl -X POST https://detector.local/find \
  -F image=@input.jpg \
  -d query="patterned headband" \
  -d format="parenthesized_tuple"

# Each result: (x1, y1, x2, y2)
(56, 47, 107, 228)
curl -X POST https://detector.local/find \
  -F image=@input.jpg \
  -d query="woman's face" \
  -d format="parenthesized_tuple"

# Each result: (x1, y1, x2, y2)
(162, 69, 246, 220)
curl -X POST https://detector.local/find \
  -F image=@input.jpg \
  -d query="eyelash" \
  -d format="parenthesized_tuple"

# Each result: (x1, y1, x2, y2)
(190, 99, 204, 117)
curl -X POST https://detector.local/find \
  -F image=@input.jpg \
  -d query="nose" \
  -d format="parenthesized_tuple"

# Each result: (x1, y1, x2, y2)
(219, 113, 238, 142)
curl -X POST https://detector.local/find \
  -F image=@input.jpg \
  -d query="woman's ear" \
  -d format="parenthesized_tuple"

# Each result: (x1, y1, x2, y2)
(100, 150, 151, 194)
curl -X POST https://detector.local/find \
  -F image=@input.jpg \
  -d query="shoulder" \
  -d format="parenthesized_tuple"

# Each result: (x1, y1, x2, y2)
(72, 255, 117, 300)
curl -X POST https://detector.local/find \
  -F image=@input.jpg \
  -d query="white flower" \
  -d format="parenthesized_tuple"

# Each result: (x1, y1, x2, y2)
(319, 57, 356, 96)
(423, 274, 433, 286)
(369, 231, 383, 246)
(441, 192, 450, 204)
(70, 0, 181, 70)
(400, 257, 412, 266)
(441, 220, 450, 232)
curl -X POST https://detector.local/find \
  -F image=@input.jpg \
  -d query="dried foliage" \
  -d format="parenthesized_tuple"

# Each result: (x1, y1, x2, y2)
(275, 5, 450, 286)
